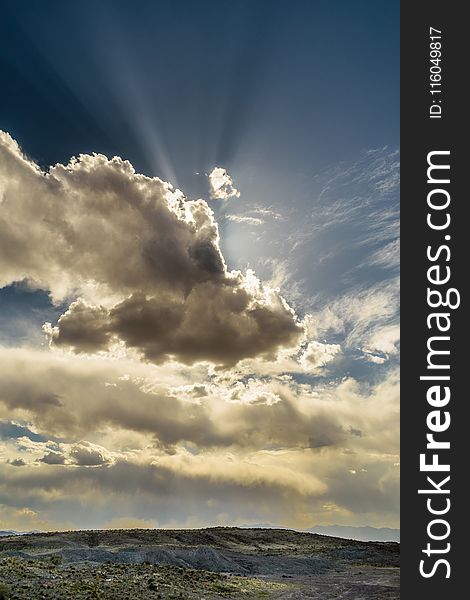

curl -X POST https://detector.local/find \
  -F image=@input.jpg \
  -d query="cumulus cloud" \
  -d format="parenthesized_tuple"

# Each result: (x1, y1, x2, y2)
(0, 132, 302, 367)
(46, 279, 302, 367)
(363, 325, 400, 359)
(208, 167, 240, 200)
(300, 341, 341, 371)
(8, 458, 27, 467)
(70, 441, 111, 466)
(0, 504, 68, 532)
(40, 451, 66, 465)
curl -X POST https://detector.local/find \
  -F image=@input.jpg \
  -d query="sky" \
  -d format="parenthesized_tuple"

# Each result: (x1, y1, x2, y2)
(0, 0, 399, 532)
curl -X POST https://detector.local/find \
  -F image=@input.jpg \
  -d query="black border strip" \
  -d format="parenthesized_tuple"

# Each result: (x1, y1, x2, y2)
(401, 2, 465, 597)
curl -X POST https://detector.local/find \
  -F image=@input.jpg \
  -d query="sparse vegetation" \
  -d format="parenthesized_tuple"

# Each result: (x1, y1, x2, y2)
(0, 559, 287, 599)
(0, 582, 11, 600)
(0, 527, 399, 599)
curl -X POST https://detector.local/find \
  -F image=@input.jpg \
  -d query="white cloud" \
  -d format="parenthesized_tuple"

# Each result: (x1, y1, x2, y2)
(208, 166, 240, 200)
(309, 280, 399, 355)
(225, 214, 263, 226)
(225, 206, 284, 227)
(300, 341, 341, 372)
(363, 325, 400, 361)
(367, 239, 400, 270)
(70, 441, 113, 466)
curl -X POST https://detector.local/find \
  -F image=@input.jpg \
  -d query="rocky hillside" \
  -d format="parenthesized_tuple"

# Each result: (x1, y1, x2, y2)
(0, 527, 400, 599)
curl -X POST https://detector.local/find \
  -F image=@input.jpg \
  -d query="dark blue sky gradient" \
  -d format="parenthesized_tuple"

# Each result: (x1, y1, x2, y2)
(1, 0, 398, 188)
(0, 0, 399, 345)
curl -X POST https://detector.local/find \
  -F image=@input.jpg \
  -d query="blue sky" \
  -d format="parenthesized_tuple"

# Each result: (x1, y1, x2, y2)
(0, 1, 399, 532)
(1, 1, 398, 171)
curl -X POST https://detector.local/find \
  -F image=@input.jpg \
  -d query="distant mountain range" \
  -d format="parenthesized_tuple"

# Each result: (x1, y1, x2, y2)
(0, 530, 39, 537)
(306, 525, 400, 542)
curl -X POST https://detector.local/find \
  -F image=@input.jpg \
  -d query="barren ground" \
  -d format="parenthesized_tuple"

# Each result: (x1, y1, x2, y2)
(0, 527, 399, 599)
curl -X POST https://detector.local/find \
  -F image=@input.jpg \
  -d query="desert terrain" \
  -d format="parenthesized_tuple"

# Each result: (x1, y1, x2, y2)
(0, 527, 399, 599)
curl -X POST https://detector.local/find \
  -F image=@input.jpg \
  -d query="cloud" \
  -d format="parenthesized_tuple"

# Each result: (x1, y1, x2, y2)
(0, 132, 302, 367)
(0, 504, 70, 532)
(70, 441, 111, 466)
(224, 206, 284, 228)
(8, 458, 27, 467)
(0, 419, 399, 531)
(0, 348, 229, 447)
(0, 342, 399, 529)
(208, 167, 240, 200)
(0, 347, 398, 456)
(308, 280, 399, 358)
(102, 517, 157, 530)
(366, 239, 400, 270)
(363, 325, 400, 357)
(40, 452, 66, 465)
(0, 135, 400, 532)
(300, 341, 341, 371)
(225, 214, 263, 226)
(46, 279, 302, 367)
(0, 458, 323, 530)
(0, 444, 399, 531)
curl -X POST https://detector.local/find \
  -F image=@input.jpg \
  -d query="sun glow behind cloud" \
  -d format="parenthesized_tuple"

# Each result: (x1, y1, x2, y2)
(0, 131, 399, 532)
(0, 0, 399, 533)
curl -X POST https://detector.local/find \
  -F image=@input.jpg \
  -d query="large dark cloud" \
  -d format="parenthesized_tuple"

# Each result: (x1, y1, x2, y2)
(0, 131, 302, 366)
(51, 285, 301, 365)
